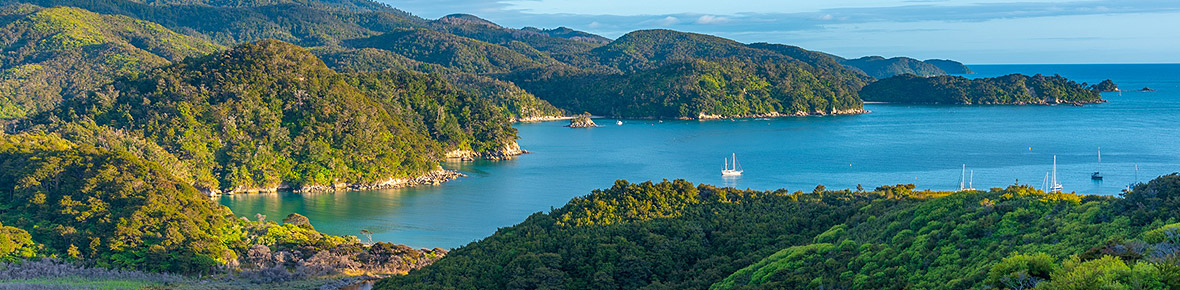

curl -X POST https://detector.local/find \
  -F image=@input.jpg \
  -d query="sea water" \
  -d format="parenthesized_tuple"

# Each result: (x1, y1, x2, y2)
(221, 64, 1180, 249)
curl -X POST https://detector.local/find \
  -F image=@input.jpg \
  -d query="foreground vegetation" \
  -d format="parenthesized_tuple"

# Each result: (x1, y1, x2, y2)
(380, 176, 1180, 289)
(0, 132, 444, 286)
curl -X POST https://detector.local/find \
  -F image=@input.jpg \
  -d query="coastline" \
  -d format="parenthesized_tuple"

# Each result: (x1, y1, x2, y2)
(208, 168, 467, 196)
(689, 108, 871, 120)
(445, 140, 527, 161)
(513, 115, 571, 123)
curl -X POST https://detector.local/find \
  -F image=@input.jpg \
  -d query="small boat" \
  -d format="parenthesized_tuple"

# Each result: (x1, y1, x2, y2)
(722, 153, 743, 176)
(616, 120, 623, 125)
(1049, 155, 1063, 192)
(1091, 148, 1103, 180)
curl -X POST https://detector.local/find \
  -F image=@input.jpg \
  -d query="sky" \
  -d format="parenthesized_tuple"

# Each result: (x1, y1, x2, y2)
(377, 0, 1180, 64)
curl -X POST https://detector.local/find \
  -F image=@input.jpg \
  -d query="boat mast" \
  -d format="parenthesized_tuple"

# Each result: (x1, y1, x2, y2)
(961, 164, 966, 191)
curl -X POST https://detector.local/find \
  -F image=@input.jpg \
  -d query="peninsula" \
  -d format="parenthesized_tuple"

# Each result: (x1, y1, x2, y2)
(860, 73, 1108, 105)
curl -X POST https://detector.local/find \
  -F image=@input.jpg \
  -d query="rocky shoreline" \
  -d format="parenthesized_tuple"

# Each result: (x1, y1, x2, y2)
(690, 108, 870, 120)
(445, 140, 527, 161)
(513, 115, 572, 123)
(209, 169, 466, 195)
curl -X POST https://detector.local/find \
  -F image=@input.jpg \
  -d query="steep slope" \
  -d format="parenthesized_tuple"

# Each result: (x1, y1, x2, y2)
(429, 14, 605, 68)
(839, 56, 947, 79)
(507, 30, 870, 119)
(30, 40, 444, 192)
(344, 28, 555, 74)
(0, 5, 219, 120)
(314, 46, 565, 120)
(2, 0, 425, 46)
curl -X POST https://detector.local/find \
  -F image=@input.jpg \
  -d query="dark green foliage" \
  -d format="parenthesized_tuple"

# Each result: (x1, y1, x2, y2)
(507, 30, 870, 118)
(521, 26, 612, 45)
(924, 59, 973, 74)
(0, 132, 241, 273)
(838, 56, 947, 79)
(1120, 173, 1180, 226)
(346, 70, 518, 153)
(428, 14, 604, 68)
(1090, 79, 1119, 92)
(344, 28, 555, 74)
(315, 47, 564, 120)
(860, 73, 1105, 104)
(382, 175, 1180, 290)
(2, 0, 425, 46)
(377, 180, 886, 289)
(0, 5, 219, 120)
(32, 40, 441, 192)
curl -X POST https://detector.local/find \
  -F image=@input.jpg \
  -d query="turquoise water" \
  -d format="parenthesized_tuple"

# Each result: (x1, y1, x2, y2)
(221, 64, 1180, 249)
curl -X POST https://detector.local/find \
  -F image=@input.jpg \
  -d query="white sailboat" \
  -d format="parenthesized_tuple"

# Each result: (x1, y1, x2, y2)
(1049, 155, 1064, 193)
(722, 153, 743, 176)
(959, 164, 975, 191)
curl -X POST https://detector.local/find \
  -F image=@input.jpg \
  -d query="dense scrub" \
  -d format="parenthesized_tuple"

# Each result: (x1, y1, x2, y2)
(380, 176, 1180, 289)
(0, 5, 219, 120)
(0, 132, 444, 275)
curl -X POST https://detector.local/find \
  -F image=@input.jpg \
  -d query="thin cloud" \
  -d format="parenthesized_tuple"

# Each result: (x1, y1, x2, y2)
(695, 15, 730, 24)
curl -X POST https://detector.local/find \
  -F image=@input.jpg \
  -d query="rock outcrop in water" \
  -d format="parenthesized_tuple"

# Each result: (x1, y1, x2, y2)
(1142, 87, 1156, 92)
(567, 113, 599, 128)
(445, 141, 528, 161)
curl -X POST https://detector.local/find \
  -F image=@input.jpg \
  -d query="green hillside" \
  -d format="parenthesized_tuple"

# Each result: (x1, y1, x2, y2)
(379, 177, 1180, 290)
(860, 73, 1106, 104)
(838, 56, 947, 79)
(0, 132, 444, 276)
(29, 40, 455, 192)
(2, 0, 425, 46)
(506, 30, 869, 119)
(0, 5, 220, 120)
(344, 28, 555, 74)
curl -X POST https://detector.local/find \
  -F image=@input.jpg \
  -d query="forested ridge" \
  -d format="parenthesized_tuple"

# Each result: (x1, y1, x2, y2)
(0, 5, 220, 120)
(380, 178, 1180, 289)
(22, 39, 523, 192)
(860, 73, 1108, 104)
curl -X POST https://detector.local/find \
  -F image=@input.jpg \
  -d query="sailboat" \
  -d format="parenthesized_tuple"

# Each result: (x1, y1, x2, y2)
(1049, 155, 1064, 193)
(1091, 147, 1103, 180)
(722, 153, 743, 176)
(959, 164, 975, 191)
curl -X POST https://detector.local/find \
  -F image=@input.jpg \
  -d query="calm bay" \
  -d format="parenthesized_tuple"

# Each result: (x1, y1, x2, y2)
(221, 64, 1180, 249)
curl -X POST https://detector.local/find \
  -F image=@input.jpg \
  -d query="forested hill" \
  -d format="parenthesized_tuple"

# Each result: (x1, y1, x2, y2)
(379, 177, 1180, 289)
(0, 132, 445, 276)
(344, 28, 558, 74)
(25, 39, 518, 193)
(835, 56, 965, 79)
(860, 73, 1108, 105)
(0, 5, 220, 120)
(0, 0, 426, 46)
(504, 30, 873, 119)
